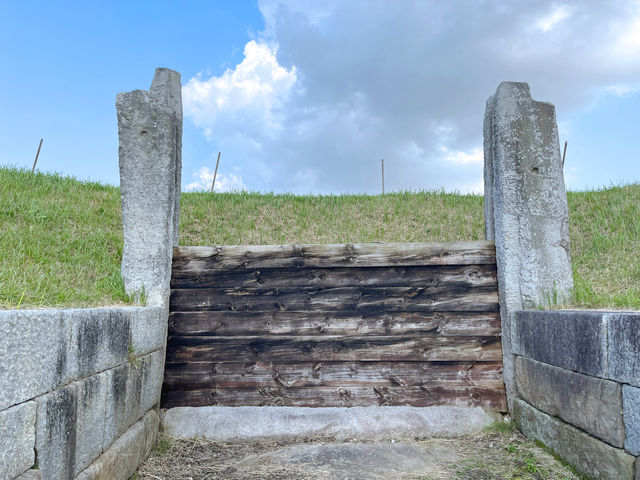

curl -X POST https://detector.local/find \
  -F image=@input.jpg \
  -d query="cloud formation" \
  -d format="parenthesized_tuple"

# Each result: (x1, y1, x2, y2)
(185, 167, 246, 193)
(184, 1, 640, 193)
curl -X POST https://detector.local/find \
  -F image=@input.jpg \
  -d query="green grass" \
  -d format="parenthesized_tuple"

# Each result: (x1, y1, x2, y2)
(0, 167, 127, 308)
(1, 166, 639, 310)
(568, 185, 640, 309)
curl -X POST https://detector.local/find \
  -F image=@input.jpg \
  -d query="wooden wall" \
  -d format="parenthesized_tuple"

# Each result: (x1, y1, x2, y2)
(162, 241, 507, 411)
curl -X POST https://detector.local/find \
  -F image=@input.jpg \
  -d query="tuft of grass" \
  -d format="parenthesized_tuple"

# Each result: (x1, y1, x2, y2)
(484, 419, 517, 434)
(1, 166, 638, 310)
(154, 436, 173, 455)
(127, 342, 141, 369)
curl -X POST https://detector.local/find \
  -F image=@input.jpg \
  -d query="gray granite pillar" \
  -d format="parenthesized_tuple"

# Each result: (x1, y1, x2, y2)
(116, 68, 182, 308)
(483, 82, 573, 410)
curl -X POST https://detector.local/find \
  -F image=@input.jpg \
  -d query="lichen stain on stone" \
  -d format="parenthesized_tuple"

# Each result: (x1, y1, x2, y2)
(107, 309, 131, 360)
(44, 386, 77, 479)
(80, 375, 100, 408)
(77, 315, 101, 376)
(55, 316, 68, 384)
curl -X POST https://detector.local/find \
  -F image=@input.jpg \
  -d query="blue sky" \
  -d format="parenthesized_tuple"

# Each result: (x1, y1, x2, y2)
(1, 1, 639, 194)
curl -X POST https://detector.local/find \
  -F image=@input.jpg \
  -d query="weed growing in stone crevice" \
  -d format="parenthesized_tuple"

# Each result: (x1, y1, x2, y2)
(128, 342, 141, 369)
(123, 285, 148, 306)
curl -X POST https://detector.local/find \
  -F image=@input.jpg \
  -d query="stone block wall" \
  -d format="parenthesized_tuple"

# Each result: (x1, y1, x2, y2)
(512, 310, 640, 480)
(0, 307, 166, 480)
(0, 67, 180, 480)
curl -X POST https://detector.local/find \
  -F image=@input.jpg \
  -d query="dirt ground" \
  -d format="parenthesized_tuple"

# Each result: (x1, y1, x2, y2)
(134, 424, 582, 480)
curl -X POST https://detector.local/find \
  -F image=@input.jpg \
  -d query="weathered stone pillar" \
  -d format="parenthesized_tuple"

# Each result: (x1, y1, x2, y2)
(117, 68, 182, 308)
(483, 82, 573, 410)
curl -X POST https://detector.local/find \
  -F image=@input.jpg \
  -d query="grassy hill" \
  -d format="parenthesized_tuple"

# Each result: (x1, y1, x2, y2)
(1, 166, 638, 309)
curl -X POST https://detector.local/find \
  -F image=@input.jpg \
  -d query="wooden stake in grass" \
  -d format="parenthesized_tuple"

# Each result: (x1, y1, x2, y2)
(562, 141, 568, 170)
(381, 158, 385, 195)
(211, 152, 221, 192)
(32, 138, 43, 173)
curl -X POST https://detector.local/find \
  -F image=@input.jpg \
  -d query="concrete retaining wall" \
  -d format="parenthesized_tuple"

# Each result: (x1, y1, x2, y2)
(512, 310, 640, 480)
(0, 307, 166, 480)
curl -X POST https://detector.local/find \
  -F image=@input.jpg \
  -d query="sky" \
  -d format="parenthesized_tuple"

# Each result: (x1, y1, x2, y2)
(1, 0, 639, 194)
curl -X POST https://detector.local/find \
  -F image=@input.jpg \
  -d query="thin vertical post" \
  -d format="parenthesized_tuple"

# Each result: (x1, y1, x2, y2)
(211, 152, 221, 192)
(381, 158, 385, 194)
(32, 139, 43, 173)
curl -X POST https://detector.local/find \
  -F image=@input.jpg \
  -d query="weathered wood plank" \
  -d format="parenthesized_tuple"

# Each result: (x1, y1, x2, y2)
(168, 311, 501, 337)
(169, 285, 499, 312)
(172, 241, 496, 271)
(166, 335, 503, 362)
(162, 360, 504, 389)
(171, 264, 497, 290)
(161, 384, 508, 411)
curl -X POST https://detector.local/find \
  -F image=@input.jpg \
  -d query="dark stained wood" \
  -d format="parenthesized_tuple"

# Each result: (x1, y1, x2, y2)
(161, 384, 508, 411)
(172, 241, 496, 271)
(166, 335, 503, 363)
(170, 285, 499, 312)
(169, 311, 501, 337)
(171, 264, 497, 290)
(164, 240, 505, 410)
(163, 360, 504, 389)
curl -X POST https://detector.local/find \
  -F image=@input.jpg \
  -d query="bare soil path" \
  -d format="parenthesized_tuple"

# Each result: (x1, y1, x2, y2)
(134, 426, 581, 480)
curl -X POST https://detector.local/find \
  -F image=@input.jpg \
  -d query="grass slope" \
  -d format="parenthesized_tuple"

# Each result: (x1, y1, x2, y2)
(1, 166, 638, 309)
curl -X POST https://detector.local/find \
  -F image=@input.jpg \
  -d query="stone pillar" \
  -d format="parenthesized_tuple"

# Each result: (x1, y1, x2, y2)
(483, 82, 573, 410)
(116, 68, 182, 308)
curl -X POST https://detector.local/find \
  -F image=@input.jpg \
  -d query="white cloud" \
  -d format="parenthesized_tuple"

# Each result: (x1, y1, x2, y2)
(185, 167, 246, 192)
(183, 40, 298, 140)
(535, 5, 571, 32)
(184, 0, 640, 194)
(443, 147, 484, 165)
(606, 84, 640, 96)
(617, 15, 640, 58)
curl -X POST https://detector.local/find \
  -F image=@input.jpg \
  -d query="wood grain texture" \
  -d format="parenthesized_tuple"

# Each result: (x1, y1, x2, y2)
(165, 240, 505, 410)
(166, 335, 502, 362)
(168, 311, 501, 337)
(170, 285, 499, 312)
(161, 384, 508, 410)
(171, 264, 497, 290)
(173, 241, 496, 271)
(163, 360, 504, 389)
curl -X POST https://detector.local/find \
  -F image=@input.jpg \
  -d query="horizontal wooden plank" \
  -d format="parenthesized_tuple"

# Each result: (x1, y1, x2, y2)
(166, 335, 503, 362)
(168, 311, 501, 337)
(172, 241, 496, 271)
(169, 285, 499, 312)
(162, 360, 504, 389)
(171, 264, 497, 290)
(160, 385, 508, 411)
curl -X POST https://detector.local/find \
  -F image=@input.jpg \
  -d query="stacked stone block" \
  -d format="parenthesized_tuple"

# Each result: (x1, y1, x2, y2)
(512, 310, 640, 480)
(0, 307, 166, 480)
(2, 68, 181, 480)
